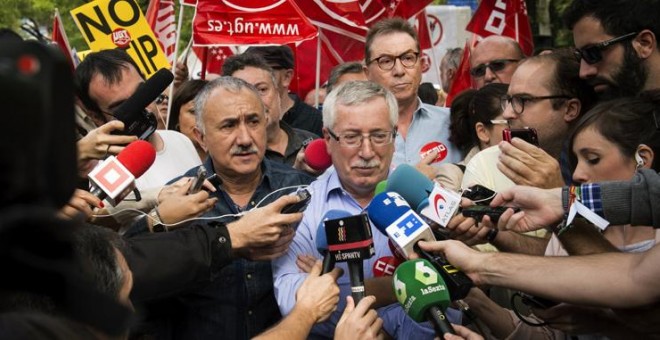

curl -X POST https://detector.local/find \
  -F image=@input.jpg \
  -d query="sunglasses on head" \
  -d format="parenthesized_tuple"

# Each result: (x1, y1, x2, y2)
(469, 59, 520, 78)
(573, 32, 637, 65)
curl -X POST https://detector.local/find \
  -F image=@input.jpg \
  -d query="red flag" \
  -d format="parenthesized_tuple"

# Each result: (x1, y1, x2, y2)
(291, 0, 368, 98)
(294, 0, 367, 36)
(390, 0, 433, 19)
(192, 0, 318, 46)
(444, 41, 472, 107)
(360, 0, 388, 25)
(190, 46, 235, 77)
(52, 9, 75, 70)
(466, 0, 534, 56)
(413, 10, 432, 50)
(145, 0, 177, 65)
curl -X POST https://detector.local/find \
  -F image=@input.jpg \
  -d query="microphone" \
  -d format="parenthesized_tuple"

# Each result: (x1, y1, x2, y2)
(372, 255, 401, 277)
(367, 192, 435, 259)
(315, 210, 352, 274)
(112, 68, 174, 140)
(393, 259, 456, 336)
(367, 191, 472, 301)
(324, 213, 375, 303)
(304, 138, 332, 171)
(374, 180, 388, 196)
(387, 164, 461, 227)
(88, 140, 156, 206)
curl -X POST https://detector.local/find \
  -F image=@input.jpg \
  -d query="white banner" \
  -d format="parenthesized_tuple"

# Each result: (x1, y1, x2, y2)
(420, 5, 472, 89)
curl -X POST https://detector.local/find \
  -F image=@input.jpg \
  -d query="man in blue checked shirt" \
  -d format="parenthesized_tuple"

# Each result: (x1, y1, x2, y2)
(272, 81, 460, 339)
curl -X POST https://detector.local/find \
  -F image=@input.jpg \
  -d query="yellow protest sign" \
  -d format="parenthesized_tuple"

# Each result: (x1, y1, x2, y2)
(70, 0, 169, 77)
(76, 49, 92, 62)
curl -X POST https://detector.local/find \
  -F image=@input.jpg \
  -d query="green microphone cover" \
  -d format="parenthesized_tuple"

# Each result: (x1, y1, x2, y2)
(393, 259, 451, 322)
(374, 180, 388, 196)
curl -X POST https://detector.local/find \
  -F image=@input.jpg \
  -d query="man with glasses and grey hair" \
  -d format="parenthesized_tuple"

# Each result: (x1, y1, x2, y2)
(563, 0, 660, 99)
(469, 35, 525, 90)
(273, 80, 458, 339)
(364, 18, 460, 178)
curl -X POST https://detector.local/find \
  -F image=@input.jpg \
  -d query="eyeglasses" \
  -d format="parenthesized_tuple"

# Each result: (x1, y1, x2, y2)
(500, 94, 572, 115)
(327, 128, 396, 148)
(368, 52, 420, 71)
(469, 59, 520, 78)
(573, 32, 638, 65)
(155, 94, 169, 105)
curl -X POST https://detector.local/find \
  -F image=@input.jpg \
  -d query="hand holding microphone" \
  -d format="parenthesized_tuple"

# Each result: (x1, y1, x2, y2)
(335, 295, 384, 340)
(76, 120, 138, 176)
(294, 138, 332, 176)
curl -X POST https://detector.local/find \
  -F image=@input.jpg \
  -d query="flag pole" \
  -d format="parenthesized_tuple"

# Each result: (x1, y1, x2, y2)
(201, 46, 208, 80)
(166, 1, 186, 130)
(314, 28, 322, 108)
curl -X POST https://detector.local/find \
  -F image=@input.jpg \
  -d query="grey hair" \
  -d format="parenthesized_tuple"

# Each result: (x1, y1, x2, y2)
(194, 76, 265, 134)
(443, 47, 463, 69)
(322, 80, 398, 129)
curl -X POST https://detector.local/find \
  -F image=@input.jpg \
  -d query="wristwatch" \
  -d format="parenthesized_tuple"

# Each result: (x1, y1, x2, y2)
(148, 208, 168, 233)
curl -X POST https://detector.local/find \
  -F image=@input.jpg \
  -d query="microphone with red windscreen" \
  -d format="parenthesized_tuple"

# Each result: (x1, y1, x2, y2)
(88, 140, 156, 206)
(304, 138, 332, 172)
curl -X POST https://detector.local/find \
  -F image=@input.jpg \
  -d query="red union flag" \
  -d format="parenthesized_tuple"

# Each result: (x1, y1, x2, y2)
(290, 0, 368, 98)
(52, 9, 75, 70)
(445, 40, 472, 107)
(145, 0, 177, 65)
(466, 0, 534, 56)
(192, 0, 318, 46)
(413, 10, 432, 50)
(190, 45, 236, 76)
(294, 0, 367, 40)
(390, 0, 433, 19)
(360, 0, 388, 25)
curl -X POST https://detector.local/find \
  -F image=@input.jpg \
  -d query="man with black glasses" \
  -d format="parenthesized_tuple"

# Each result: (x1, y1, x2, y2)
(459, 50, 594, 253)
(364, 18, 461, 174)
(564, 0, 660, 99)
(469, 35, 525, 89)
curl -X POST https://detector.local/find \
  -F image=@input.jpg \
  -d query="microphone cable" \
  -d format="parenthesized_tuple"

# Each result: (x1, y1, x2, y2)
(455, 299, 487, 337)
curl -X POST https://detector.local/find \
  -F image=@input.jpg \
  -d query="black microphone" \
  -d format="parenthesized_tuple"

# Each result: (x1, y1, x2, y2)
(112, 68, 173, 140)
(315, 210, 351, 274)
(324, 213, 375, 303)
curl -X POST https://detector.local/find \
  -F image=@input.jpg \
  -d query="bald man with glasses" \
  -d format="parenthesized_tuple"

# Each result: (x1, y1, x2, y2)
(469, 35, 525, 89)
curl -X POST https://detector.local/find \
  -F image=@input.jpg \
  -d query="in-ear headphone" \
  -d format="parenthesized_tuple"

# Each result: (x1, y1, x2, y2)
(635, 151, 645, 167)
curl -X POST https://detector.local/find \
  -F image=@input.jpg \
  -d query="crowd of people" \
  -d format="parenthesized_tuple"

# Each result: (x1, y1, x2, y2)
(2, 0, 660, 339)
